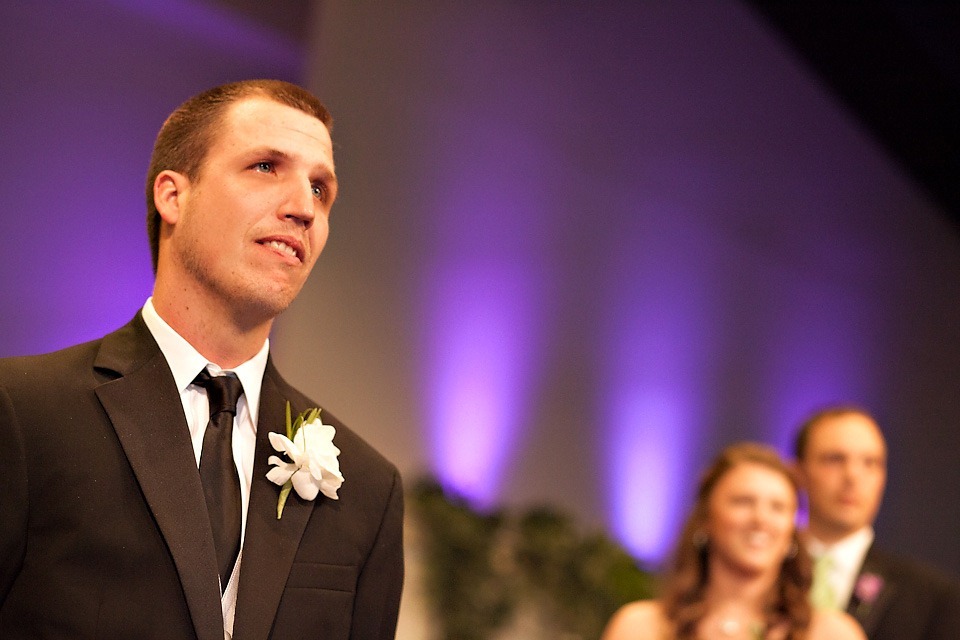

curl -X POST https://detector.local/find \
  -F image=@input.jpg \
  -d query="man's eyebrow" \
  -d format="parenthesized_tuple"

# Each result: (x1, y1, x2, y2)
(249, 147, 338, 184)
(249, 147, 293, 162)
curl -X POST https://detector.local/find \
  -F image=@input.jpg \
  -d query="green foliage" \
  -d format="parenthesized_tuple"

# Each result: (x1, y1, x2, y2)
(411, 478, 657, 640)
(515, 508, 658, 638)
(412, 480, 517, 640)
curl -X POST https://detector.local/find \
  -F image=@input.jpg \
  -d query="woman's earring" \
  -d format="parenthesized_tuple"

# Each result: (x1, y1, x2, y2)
(692, 530, 709, 548)
(787, 540, 799, 559)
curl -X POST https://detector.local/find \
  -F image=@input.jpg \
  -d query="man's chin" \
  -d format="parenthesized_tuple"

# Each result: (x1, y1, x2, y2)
(232, 291, 297, 328)
(826, 518, 867, 538)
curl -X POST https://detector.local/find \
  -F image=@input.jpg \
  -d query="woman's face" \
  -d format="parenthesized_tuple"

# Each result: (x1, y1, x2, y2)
(705, 461, 797, 576)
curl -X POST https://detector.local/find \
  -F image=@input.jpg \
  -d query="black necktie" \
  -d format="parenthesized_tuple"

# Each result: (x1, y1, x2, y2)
(193, 368, 244, 592)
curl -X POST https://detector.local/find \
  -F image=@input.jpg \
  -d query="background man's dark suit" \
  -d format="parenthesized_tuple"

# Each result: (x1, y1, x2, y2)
(848, 545, 960, 640)
(0, 313, 404, 639)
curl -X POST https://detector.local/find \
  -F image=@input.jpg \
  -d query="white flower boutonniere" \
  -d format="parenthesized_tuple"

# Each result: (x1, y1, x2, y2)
(266, 402, 344, 519)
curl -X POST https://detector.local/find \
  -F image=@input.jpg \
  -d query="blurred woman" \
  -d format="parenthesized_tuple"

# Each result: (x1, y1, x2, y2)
(601, 442, 864, 640)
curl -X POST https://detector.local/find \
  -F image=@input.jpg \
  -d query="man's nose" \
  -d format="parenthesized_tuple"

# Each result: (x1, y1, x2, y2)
(279, 180, 316, 228)
(841, 461, 861, 481)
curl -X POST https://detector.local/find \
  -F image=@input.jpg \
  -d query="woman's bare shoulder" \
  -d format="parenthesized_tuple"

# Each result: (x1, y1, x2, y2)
(807, 609, 867, 640)
(601, 600, 668, 640)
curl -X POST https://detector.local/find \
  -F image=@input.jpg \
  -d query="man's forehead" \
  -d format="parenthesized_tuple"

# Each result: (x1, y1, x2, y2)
(220, 96, 333, 152)
(810, 414, 886, 452)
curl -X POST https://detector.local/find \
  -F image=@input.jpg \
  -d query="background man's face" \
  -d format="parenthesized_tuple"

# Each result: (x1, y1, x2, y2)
(798, 412, 887, 542)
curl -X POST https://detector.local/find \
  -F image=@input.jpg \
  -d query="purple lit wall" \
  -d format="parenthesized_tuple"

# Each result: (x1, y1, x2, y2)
(0, 0, 303, 355)
(278, 1, 960, 574)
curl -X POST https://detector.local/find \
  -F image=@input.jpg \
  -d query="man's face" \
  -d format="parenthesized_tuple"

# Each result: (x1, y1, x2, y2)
(797, 413, 887, 543)
(162, 96, 337, 323)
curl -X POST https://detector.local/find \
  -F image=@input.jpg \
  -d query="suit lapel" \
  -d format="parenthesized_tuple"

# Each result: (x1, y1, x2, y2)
(847, 550, 896, 636)
(94, 317, 225, 640)
(233, 366, 317, 640)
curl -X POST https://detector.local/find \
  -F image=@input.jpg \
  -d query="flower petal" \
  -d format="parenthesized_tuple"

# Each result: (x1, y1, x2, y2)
(266, 458, 296, 486)
(290, 468, 320, 501)
(319, 475, 342, 500)
(270, 431, 309, 468)
(268, 431, 293, 452)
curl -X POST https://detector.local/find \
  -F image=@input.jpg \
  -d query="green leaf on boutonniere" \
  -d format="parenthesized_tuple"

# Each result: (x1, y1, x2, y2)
(276, 401, 296, 518)
(285, 401, 294, 439)
(277, 480, 293, 519)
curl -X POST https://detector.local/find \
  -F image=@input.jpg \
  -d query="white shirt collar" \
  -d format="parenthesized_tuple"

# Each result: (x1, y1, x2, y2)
(808, 526, 875, 608)
(141, 297, 269, 425)
(808, 526, 874, 572)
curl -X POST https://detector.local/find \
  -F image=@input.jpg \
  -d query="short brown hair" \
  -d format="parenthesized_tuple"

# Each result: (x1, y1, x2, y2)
(145, 79, 333, 273)
(793, 404, 877, 461)
(662, 442, 811, 640)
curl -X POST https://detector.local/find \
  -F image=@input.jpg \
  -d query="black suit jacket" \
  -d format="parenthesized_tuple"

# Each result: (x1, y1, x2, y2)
(0, 313, 404, 639)
(847, 544, 960, 640)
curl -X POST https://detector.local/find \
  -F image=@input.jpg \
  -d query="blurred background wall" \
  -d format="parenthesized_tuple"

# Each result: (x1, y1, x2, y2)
(3, 0, 959, 631)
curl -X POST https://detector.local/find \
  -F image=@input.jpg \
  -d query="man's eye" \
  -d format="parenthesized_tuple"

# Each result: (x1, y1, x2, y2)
(254, 161, 273, 172)
(311, 184, 326, 200)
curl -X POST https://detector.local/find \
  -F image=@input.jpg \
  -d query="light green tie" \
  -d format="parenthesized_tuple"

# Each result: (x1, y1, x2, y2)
(810, 554, 838, 610)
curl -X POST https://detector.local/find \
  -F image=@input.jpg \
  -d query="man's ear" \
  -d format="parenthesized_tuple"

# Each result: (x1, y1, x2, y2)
(154, 170, 190, 225)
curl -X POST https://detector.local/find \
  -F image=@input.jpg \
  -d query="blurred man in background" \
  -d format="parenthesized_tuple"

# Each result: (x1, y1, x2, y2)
(795, 406, 960, 640)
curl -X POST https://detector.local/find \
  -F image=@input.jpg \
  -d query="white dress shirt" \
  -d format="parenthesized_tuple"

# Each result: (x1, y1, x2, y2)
(141, 297, 269, 639)
(808, 526, 875, 609)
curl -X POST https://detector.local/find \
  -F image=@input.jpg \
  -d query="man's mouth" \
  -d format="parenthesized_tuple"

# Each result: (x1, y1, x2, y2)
(258, 237, 304, 262)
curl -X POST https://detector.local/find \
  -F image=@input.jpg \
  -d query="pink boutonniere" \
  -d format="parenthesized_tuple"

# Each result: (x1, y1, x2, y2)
(854, 572, 884, 606)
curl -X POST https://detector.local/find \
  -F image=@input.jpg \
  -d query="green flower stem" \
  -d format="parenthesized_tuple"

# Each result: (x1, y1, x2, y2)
(277, 480, 293, 519)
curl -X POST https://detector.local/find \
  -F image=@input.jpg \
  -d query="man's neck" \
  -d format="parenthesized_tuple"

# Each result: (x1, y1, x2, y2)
(808, 523, 872, 549)
(808, 525, 848, 547)
(151, 288, 272, 369)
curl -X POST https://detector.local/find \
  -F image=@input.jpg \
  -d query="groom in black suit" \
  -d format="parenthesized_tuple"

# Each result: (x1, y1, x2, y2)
(794, 406, 960, 640)
(0, 80, 403, 639)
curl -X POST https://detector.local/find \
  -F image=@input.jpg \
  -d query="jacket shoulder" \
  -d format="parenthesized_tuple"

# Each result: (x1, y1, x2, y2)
(0, 313, 152, 395)
(0, 338, 103, 391)
(864, 545, 958, 588)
